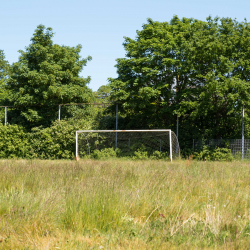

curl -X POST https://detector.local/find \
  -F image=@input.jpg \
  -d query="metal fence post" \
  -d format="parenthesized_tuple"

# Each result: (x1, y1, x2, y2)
(242, 103, 244, 160)
(5, 106, 7, 126)
(115, 103, 118, 148)
(176, 116, 179, 139)
(76, 131, 78, 160)
(59, 105, 61, 121)
(169, 131, 172, 162)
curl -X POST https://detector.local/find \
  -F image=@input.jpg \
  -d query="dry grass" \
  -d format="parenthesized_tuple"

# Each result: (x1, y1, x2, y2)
(0, 159, 250, 249)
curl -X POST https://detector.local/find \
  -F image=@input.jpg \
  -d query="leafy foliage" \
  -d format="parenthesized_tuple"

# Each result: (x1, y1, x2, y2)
(109, 16, 250, 145)
(6, 25, 93, 128)
(94, 84, 112, 103)
(92, 147, 119, 159)
(0, 119, 93, 159)
(2, 18, 250, 161)
(0, 50, 9, 103)
(0, 124, 30, 158)
(193, 146, 234, 161)
(0, 50, 10, 123)
(29, 119, 93, 159)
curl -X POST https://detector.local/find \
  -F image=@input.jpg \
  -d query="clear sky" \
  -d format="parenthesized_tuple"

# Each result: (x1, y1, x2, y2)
(1, 0, 250, 91)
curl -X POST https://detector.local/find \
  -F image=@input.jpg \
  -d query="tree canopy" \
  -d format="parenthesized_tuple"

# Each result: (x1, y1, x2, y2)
(6, 25, 93, 127)
(0, 50, 9, 103)
(94, 85, 112, 103)
(109, 16, 250, 142)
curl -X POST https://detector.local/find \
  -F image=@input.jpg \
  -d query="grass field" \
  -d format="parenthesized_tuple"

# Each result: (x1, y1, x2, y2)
(0, 159, 250, 249)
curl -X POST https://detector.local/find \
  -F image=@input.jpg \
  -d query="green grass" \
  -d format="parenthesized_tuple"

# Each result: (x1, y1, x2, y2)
(0, 159, 250, 249)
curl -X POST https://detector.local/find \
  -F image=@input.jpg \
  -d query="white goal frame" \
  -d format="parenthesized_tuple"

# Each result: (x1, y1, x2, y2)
(76, 129, 177, 161)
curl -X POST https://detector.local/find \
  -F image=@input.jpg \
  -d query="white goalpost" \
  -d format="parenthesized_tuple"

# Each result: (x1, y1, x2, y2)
(76, 129, 180, 161)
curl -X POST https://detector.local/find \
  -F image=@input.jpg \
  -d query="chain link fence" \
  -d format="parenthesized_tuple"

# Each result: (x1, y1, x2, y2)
(0, 103, 111, 126)
(193, 139, 250, 159)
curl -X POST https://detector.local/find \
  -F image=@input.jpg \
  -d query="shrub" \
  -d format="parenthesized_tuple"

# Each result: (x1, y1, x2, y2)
(0, 124, 30, 158)
(193, 146, 234, 161)
(0, 118, 94, 159)
(150, 150, 169, 160)
(132, 149, 148, 160)
(89, 147, 169, 160)
(29, 119, 93, 159)
(92, 147, 118, 159)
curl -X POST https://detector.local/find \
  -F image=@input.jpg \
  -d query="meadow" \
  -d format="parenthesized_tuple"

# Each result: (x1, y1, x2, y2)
(0, 159, 250, 249)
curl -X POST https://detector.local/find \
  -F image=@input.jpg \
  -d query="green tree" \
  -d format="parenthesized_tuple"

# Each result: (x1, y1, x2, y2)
(0, 50, 10, 125)
(109, 16, 250, 147)
(94, 85, 112, 103)
(177, 17, 250, 140)
(7, 25, 93, 128)
(0, 50, 10, 103)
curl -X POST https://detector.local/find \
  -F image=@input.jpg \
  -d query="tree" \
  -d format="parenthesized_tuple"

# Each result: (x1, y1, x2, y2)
(0, 50, 9, 103)
(176, 17, 250, 140)
(109, 16, 250, 145)
(0, 50, 10, 124)
(7, 25, 93, 127)
(94, 85, 112, 103)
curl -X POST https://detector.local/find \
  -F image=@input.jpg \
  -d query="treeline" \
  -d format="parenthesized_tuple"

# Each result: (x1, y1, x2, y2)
(109, 16, 250, 142)
(1, 16, 250, 159)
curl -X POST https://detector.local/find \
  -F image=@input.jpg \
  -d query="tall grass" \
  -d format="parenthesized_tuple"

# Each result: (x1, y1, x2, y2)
(0, 159, 250, 249)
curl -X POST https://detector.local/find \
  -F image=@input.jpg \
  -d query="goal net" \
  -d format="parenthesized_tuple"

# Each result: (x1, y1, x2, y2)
(76, 130, 180, 161)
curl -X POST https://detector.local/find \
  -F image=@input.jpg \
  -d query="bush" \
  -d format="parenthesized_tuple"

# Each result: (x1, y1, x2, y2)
(193, 146, 234, 161)
(92, 147, 118, 159)
(29, 119, 93, 159)
(0, 118, 93, 159)
(150, 150, 169, 160)
(88, 147, 169, 160)
(0, 124, 30, 158)
(132, 148, 148, 160)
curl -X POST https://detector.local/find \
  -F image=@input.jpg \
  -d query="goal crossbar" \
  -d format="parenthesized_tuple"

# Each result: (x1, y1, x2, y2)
(76, 129, 177, 161)
(76, 129, 171, 133)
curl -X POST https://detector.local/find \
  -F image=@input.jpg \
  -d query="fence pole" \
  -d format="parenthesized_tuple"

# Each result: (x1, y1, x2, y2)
(115, 103, 118, 148)
(169, 131, 172, 162)
(193, 139, 194, 149)
(76, 131, 78, 160)
(5, 106, 7, 126)
(176, 116, 179, 154)
(242, 103, 244, 160)
(176, 116, 179, 139)
(58, 105, 61, 121)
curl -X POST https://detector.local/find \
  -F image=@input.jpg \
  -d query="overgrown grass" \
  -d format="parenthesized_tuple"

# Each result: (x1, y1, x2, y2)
(0, 159, 250, 249)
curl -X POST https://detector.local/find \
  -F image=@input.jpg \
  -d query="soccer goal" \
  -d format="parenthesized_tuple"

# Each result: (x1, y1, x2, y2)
(76, 130, 180, 161)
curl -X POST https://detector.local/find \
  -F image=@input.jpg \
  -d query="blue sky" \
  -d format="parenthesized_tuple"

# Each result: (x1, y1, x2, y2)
(1, 0, 250, 91)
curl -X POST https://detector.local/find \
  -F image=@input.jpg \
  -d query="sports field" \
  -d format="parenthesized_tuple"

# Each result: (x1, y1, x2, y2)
(0, 159, 250, 249)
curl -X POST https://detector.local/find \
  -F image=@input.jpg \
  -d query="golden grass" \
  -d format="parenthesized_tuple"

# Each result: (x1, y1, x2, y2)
(0, 159, 250, 249)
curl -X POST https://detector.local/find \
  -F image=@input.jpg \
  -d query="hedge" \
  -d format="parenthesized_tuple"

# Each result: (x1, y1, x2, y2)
(0, 119, 92, 159)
